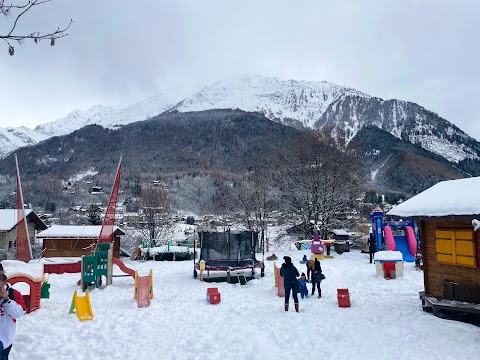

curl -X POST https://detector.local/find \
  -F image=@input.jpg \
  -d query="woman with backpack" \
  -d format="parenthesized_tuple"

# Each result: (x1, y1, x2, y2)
(280, 256, 300, 312)
(311, 258, 325, 298)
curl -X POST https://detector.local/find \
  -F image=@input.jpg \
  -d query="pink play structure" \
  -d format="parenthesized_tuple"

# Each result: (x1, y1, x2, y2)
(384, 225, 416, 259)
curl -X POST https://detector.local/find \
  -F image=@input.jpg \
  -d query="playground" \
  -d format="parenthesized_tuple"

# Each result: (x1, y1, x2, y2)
(6, 250, 479, 360)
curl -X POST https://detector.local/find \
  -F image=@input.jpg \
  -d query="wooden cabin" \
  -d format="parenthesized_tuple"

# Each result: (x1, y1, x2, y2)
(37, 225, 124, 258)
(387, 177, 480, 314)
(0, 209, 48, 259)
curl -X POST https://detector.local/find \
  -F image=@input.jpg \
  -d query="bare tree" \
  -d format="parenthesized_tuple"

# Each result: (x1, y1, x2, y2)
(140, 184, 173, 244)
(1, 0, 72, 55)
(234, 168, 279, 251)
(285, 130, 365, 238)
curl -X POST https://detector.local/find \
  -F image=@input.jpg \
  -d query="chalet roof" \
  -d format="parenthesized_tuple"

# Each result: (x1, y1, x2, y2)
(329, 229, 349, 236)
(37, 225, 125, 238)
(0, 209, 48, 232)
(387, 177, 480, 218)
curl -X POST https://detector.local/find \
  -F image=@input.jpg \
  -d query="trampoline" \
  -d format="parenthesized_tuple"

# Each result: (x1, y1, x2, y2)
(194, 231, 265, 282)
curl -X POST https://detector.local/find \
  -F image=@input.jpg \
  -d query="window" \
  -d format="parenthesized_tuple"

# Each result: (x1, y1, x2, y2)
(435, 229, 477, 267)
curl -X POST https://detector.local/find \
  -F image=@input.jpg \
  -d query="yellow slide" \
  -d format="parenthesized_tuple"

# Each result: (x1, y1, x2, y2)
(69, 290, 94, 321)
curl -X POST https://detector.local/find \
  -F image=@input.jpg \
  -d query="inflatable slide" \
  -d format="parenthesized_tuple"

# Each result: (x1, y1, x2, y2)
(384, 225, 416, 262)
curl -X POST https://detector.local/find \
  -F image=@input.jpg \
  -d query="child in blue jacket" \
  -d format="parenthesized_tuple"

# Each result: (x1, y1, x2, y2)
(298, 273, 309, 299)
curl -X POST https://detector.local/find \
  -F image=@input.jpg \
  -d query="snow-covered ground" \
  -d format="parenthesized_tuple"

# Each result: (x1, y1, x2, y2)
(6, 250, 480, 360)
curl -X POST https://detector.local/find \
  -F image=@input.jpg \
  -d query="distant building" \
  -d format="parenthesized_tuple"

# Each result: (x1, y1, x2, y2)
(0, 209, 48, 259)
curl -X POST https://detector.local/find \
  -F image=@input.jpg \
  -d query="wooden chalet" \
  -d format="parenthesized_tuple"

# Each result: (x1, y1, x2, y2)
(0, 209, 48, 259)
(37, 225, 125, 258)
(387, 177, 480, 318)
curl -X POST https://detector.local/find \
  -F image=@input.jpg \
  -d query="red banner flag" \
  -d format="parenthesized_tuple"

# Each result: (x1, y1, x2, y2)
(15, 154, 32, 262)
(98, 157, 122, 244)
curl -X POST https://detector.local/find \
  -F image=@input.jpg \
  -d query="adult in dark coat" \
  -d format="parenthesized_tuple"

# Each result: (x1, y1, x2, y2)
(280, 256, 300, 312)
(311, 258, 323, 298)
(368, 232, 377, 264)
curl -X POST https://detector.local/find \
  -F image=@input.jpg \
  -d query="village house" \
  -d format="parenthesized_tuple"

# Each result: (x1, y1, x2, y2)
(0, 209, 48, 259)
(387, 177, 480, 317)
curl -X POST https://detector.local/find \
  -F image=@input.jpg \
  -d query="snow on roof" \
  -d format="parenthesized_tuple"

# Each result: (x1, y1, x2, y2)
(1, 260, 44, 280)
(374, 251, 403, 262)
(0, 209, 33, 231)
(330, 229, 349, 236)
(387, 177, 480, 218)
(37, 225, 123, 238)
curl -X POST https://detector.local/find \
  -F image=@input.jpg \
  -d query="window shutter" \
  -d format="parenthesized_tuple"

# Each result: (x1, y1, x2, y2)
(435, 230, 455, 264)
(435, 229, 476, 267)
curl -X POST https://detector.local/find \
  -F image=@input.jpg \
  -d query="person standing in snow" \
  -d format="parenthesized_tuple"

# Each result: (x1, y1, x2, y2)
(311, 258, 324, 298)
(368, 232, 376, 264)
(280, 256, 300, 312)
(306, 256, 314, 281)
(0, 271, 26, 360)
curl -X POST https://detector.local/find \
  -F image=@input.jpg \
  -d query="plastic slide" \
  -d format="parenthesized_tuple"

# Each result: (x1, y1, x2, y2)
(70, 290, 94, 321)
(136, 276, 151, 308)
(112, 257, 136, 278)
(384, 226, 396, 251)
(405, 226, 417, 257)
(394, 236, 415, 262)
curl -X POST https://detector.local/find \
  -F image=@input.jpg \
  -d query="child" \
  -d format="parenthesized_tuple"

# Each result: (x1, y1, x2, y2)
(300, 255, 308, 264)
(298, 273, 309, 299)
(415, 246, 422, 270)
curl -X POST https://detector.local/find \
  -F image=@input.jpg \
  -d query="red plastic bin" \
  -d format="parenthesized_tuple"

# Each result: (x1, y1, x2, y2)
(206, 288, 221, 304)
(383, 262, 396, 279)
(337, 288, 351, 307)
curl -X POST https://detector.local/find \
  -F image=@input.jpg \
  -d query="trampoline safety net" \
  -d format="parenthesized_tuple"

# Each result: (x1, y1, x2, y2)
(199, 231, 259, 267)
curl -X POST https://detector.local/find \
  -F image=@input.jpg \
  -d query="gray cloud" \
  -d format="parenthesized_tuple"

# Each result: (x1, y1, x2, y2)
(1, 0, 479, 139)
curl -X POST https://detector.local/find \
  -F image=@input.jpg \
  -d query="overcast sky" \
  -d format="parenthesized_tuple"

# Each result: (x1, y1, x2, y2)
(1, 0, 479, 139)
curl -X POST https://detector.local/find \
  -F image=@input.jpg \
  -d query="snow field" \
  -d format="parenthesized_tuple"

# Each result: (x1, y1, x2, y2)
(10, 250, 480, 360)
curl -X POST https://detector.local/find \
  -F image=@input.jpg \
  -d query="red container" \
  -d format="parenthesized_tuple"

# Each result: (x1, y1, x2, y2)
(383, 262, 396, 279)
(206, 288, 221, 304)
(337, 288, 351, 307)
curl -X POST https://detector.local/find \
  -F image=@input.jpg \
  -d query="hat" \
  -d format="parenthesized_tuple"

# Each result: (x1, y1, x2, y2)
(283, 256, 292, 264)
(301, 272, 306, 277)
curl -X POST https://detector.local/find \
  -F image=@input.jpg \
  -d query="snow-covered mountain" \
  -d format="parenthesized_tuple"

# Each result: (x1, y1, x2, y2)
(0, 126, 48, 158)
(0, 90, 182, 158)
(35, 90, 184, 138)
(174, 75, 480, 163)
(2, 74, 480, 165)
(173, 74, 369, 129)
(316, 95, 480, 163)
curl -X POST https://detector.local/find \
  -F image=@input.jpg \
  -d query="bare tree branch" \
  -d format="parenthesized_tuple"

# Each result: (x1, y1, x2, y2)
(0, 0, 72, 55)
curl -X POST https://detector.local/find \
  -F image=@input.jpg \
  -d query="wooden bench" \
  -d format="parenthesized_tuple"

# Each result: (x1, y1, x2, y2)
(419, 291, 480, 316)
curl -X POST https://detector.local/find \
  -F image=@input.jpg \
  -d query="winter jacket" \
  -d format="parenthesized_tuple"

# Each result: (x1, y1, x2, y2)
(298, 278, 308, 290)
(312, 260, 323, 283)
(280, 263, 299, 288)
(0, 284, 26, 350)
(368, 234, 377, 252)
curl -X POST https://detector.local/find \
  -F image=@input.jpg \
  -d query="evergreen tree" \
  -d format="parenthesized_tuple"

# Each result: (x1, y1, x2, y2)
(86, 204, 102, 225)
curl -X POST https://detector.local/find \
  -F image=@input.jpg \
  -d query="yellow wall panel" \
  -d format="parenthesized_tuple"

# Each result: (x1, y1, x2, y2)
(454, 231, 473, 240)
(437, 254, 454, 263)
(456, 240, 474, 256)
(436, 239, 453, 254)
(456, 256, 476, 267)
(435, 230, 454, 240)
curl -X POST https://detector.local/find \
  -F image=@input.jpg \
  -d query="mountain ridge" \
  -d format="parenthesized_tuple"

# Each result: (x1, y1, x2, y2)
(2, 74, 479, 169)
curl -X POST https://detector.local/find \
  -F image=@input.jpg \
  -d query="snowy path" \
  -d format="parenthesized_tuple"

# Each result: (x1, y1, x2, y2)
(9, 251, 480, 360)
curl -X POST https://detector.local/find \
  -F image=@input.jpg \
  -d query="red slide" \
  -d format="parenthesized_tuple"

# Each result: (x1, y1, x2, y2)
(137, 276, 151, 308)
(112, 257, 135, 278)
